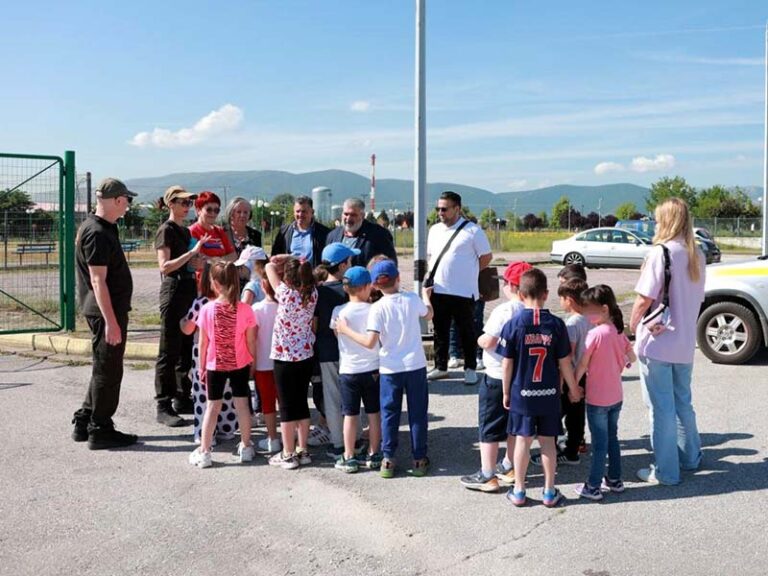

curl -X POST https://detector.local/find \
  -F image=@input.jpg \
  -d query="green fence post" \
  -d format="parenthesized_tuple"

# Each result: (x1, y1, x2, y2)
(64, 150, 76, 331)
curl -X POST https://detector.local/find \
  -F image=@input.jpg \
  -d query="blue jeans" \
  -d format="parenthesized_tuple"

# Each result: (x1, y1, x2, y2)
(639, 357, 702, 484)
(380, 368, 429, 460)
(449, 300, 485, 360)
(586, 402, 622, 488)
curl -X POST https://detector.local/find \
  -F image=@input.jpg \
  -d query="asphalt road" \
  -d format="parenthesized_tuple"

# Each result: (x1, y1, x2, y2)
(1, 346, 766, 576)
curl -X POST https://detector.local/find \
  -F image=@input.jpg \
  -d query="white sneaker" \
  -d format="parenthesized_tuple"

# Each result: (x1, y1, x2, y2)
(307, 425, 331, 447)
(476, 359, 485, 371)
(269, 451, 299, 470)
(427, 368, 450, 381)
(464, 369, 478, 385)
(296, 448, 312, 466)
(237, 442, 255, 463)
(258, 437, 282, 453)
(447, 357, 461, 369)
(189, 447, 212, 469)
(254, 412, 265, 427)
(636, 467, 662, 485)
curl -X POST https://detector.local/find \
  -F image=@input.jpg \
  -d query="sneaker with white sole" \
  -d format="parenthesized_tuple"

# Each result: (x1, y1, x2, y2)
(447, 357, 462, 369)
(464, 369, 478, 385)
(257, 437, 282, 453)
(636, 467, 662, 484)
(307, 425, 331, 447)
(269, 451, 299, 470)
(574, 482, 603, 501)
(237, 442, 255, 463)
(296, 448, 312, 466)
(189, 447, 212, 469)
(427, 368, 449, 381)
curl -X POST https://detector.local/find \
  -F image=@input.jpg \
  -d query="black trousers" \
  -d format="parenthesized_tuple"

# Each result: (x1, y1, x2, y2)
(74, 313, 129, 431)
(154, 277, 196, 402)
(431, 292, 477, 371)
(561, 374, 586, 458)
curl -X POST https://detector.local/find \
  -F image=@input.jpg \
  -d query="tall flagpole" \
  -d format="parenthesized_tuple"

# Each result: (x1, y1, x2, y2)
(762, 22, 768, 255)
(414, 0, 427, 294)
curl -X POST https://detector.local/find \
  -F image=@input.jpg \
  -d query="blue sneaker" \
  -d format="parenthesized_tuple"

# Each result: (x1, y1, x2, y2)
(574, 483, 603, 501)
(542, 488, 565, 507)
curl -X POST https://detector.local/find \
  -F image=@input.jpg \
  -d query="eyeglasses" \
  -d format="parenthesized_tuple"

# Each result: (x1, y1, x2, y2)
(203, 206, 221, 214)
(174, 199, 193, 207)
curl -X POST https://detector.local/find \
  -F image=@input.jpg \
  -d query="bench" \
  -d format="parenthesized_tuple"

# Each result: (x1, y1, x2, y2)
(15, 243, 55, 266)
(121, 240, 142, 261)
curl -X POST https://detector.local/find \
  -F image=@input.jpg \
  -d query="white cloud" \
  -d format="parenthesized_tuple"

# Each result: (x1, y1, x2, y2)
(129, 104, 244, 148)
(630, 154, 676, 173)
(350, 100, 371, 112)
(506, 179, 529, 191)
(636, 51, 763, 67)
(594, 161, 625, 175)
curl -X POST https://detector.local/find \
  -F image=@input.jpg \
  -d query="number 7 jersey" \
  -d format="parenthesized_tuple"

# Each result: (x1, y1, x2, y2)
(497, 308, 571, 416)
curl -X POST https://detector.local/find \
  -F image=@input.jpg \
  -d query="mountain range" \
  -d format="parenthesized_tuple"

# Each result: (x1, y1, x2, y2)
(125, 169, 763, 217)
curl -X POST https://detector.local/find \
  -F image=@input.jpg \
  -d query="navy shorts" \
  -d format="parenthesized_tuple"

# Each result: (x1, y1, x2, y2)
(508, 412, 563, 438)
(340, 371, 380, 416)
(478, 374, 508, 443)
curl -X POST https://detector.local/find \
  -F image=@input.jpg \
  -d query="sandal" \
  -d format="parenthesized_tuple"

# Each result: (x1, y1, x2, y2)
(408, 457, 430, 478)
(542, 488, 565, 508)
(506, 488, 527, 507)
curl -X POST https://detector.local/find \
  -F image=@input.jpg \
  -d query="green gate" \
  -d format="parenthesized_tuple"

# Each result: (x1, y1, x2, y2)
(0, 151, 76, 334)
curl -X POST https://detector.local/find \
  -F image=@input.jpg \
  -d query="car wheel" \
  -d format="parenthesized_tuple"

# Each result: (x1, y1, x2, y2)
(697, 301, 762, 364)
(563, 252, 585, 266)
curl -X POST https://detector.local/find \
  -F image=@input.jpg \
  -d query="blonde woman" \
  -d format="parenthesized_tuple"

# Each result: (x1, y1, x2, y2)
(629, 198, 705, 486)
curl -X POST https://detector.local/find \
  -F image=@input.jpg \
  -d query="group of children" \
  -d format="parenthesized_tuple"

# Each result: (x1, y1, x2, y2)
(460, 262, 635, 505)
(183, 242, 433, 478)
(181, 244, 636, 502)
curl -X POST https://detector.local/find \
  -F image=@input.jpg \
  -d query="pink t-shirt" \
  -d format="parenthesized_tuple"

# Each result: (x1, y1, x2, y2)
(634, 238, 705, 364)
(270, 283, 318, 362)
(198, 301, 256, 371)
(584, 323, 633, 407)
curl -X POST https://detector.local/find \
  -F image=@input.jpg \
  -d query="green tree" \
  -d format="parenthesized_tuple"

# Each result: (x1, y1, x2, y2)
(646, 176, 697, 213)
(551, 196, 570, 229)
(615, 202, 638, 221)
(537, 211, 549, 229)
(479, 207, 497, 228)
(696, 186, 760, 218)
(143, 204, 167, 234)
(0, 188, 34, 212)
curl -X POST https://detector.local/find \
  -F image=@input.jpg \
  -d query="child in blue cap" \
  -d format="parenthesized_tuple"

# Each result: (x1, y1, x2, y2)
(336, 258, 434, 478)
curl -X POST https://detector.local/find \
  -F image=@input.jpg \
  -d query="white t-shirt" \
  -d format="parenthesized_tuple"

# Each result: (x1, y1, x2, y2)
(251, 299, 278, 371)
(330, 302, 380, 375)
(634, 239, 705, 364)
(427, 217, 492, 299)
(367, 291, 428, 374)
(481, 299, 524, 380)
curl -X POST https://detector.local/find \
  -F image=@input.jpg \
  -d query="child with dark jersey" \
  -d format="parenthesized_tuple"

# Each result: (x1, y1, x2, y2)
(498, 268, 581, 507)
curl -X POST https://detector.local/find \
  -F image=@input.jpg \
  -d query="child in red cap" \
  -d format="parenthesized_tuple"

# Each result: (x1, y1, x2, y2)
(460, 261, 532, 492)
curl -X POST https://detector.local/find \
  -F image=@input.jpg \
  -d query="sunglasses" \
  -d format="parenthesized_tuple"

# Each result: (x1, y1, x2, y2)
(120, 195, 133, 205)
(435, 206, 453, 213)
(174, 199, 194, 208)
(203, 206, 221, 214)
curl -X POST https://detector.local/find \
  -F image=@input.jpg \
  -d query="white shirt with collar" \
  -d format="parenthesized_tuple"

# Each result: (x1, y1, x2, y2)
(427, 217, 492, 299)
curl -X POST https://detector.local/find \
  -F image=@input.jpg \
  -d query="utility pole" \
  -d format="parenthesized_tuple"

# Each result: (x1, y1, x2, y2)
(414, 0, 427, 298)
(762, 22, 768, 254)
(86, 172, 92, 214)
(598, 196, 603, 227)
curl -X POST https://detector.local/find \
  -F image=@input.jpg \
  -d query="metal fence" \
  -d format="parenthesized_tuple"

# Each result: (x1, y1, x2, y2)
(692, 217, 762, 238)
(0, 152, 76, 334)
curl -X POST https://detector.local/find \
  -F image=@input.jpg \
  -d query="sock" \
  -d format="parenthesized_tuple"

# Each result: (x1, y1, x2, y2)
(481, 469, 494, 480)
(502, 457, 513, 471)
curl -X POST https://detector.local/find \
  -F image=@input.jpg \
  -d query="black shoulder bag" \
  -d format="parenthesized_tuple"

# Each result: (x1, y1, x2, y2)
(641, 244, 671, 328)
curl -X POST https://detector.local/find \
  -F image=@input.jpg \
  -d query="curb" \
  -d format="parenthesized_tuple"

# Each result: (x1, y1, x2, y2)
(0, 333, 159, 360)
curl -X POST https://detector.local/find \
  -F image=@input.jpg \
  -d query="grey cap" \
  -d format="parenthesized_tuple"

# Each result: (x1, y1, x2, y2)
(95, 178, 137, 199)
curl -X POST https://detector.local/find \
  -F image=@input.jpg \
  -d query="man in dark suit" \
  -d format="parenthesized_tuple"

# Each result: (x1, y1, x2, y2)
(270, 195, 330, 267)
(325, 198, 397, 267)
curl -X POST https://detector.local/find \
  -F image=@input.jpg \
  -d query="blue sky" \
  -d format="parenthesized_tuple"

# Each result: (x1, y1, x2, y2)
(1, 0, 766, 192)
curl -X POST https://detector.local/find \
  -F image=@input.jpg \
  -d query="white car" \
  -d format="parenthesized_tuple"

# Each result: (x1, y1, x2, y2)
(550, 227, 652, 269)
(697, 255, 768, 364)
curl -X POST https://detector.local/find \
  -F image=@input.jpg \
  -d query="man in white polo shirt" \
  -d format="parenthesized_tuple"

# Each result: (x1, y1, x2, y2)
(426, 191, 493, 384)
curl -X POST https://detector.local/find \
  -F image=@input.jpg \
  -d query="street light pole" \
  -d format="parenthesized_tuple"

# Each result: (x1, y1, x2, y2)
(414, 0, 427, 296)
(762, 22, 768, 254)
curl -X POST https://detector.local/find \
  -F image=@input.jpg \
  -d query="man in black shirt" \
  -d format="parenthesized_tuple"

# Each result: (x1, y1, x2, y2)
(71, 178, 138, 450)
